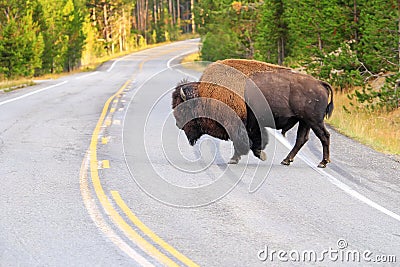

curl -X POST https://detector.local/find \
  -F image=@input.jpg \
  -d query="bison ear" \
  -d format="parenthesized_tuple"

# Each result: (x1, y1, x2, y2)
(180, 87, 186, 101)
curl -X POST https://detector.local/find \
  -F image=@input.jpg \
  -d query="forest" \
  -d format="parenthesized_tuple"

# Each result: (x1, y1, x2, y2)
(195, 0, 400, 111)
(0, 0, 399, 111)
(0, 0, 195, 78)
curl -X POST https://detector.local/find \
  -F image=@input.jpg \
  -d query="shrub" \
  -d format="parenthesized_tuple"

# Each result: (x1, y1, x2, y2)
(348, 73, 400, 112)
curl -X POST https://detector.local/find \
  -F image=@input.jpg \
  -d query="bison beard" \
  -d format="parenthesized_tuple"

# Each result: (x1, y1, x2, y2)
(183, 119, 229, 146)
(171, 59, 334, 168)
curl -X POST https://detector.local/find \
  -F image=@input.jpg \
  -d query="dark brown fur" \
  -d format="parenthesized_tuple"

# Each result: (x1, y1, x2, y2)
(246, 70, 333, 167)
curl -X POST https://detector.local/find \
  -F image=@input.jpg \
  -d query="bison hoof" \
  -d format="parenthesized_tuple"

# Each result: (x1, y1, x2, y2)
(317, 159, 330, 168)
(254, 150, 267, 161)
(317, 162, 327, 168)
(281, 158, 293, 166)
(228, 156, 241, 164)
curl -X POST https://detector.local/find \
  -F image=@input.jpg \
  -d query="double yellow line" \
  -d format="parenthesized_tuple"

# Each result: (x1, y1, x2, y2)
(86, 48, 199, 266)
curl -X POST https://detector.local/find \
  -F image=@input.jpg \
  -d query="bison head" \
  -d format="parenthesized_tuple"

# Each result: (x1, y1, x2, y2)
(172, 80, 230, 146)
(171, 81, 203, 145)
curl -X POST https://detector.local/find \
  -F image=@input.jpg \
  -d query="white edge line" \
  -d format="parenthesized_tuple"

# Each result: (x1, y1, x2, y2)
(267, 128, 400, 223)
(107, 60, 119, 72)
(167, 49, 199, 80)
(107, 54, 132, 73)
(76, 71, 99, 80)
(0, 80, 68, 107)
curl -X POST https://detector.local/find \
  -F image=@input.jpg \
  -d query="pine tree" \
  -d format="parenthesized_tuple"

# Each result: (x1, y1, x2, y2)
(62, 0, 85, 71)
(284, 0, 349, 62)
(357, 0, 399, 73)
(196, 0, 261, 61)
(0, 0, 44, 78)
(38, 0, 67, 73)
(255, 0, 287, 65)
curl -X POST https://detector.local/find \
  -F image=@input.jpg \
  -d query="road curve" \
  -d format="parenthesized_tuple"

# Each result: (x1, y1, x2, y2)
(1, 39, 399, 266)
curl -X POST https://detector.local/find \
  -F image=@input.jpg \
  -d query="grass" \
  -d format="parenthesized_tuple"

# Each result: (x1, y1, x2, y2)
(0, 79, 35, 92)
(176, 32, 200, 41)
(327, 91, 400, 155)
(181, 52, 201, 64)
(180, 52, 208, 72)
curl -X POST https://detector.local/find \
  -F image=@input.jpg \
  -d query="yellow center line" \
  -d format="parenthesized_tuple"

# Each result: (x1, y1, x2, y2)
(101, 137, 109, 144)
(88, 45, 199, 266)
(111, 191, 200, 267)
(80, 154, 155, 266)
(101, 160, 110, 169)
(89, 79, 179, 267)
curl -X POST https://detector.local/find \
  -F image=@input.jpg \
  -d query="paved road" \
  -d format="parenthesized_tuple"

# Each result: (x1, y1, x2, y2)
(1, 39, 399, 266)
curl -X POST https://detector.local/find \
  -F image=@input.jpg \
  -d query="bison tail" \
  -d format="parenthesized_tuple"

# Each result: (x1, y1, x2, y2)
(321, 81, 334, 119)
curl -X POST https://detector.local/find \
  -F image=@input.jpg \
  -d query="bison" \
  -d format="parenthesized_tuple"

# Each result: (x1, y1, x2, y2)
(172, 59, 334, 168)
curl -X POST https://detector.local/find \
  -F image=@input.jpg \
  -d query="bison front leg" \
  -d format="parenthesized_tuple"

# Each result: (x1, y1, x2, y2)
(281, 121, 310, 166)
(228, 125, 251, 164)
(228, 141, 249, 164)
(228, 153, 242, 164)
(248, 126, 268, 161)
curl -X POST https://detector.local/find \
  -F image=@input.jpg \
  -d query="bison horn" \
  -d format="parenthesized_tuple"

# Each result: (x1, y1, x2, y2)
(180, 87, 186, 101)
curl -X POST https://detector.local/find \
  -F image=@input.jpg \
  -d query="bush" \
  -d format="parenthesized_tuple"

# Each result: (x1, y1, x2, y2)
(348, 73, 400, 112)
(305, 41, 364, 91)
(200, 31, 241, 62)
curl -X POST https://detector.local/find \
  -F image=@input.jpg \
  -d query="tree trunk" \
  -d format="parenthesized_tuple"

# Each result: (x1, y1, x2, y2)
(169, 0, 173, 26)
(191, 0, 195, 33)
(278, 36, 285, 65)
(177, 0, 181, 28)
(144, 0, 148, 41)
(136, 0, 141, 31)
(172, 0, 176, 25)
(153, 0, 157, 25)
(103, 3, 111, 53)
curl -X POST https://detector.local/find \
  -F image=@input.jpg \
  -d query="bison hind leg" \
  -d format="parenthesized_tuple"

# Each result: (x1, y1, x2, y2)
(281, 158, 293, 165)
(317, 159, 331, 168)
(310, 122, 331, 168)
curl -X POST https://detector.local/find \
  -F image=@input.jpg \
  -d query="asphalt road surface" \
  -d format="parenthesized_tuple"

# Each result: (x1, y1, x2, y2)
(1, 39, 399, 266)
